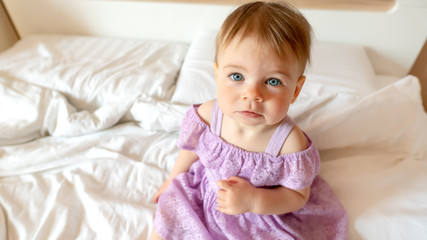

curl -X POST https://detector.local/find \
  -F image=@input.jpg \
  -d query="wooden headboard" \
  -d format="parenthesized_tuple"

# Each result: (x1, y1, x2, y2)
(138, 0, 397, 11)
(410, 39, 427, 111)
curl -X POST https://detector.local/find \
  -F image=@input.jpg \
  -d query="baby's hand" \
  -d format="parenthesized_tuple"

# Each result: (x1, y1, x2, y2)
(154, 178, 172, 203)
(216, 176, 256, 215)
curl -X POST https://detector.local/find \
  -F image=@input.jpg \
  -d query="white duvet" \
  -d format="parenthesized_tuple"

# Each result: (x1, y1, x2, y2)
(0, 35, 427, 240)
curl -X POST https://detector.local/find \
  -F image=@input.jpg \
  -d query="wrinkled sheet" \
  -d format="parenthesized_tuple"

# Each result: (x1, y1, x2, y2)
(0, 122, 179, 239)
(1, 73, 427, 239)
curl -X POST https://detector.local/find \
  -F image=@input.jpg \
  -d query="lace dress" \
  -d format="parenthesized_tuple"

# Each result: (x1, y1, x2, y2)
(154, 102, 348, 239)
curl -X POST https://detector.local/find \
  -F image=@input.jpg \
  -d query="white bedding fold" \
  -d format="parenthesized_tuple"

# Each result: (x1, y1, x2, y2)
(43, 93, 135, 137)
(0, 75, 137, 145)
(0, 123, 179, 239)
(125, 96, 188, 132)
(1, 75, 50, 145)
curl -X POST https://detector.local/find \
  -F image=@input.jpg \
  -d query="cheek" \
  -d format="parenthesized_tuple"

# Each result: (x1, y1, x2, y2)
(217, 80, 238, 99)
(269, 95, 292, 116)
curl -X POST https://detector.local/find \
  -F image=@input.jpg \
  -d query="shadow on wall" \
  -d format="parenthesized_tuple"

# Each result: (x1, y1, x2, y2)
(0, 1, 18, 53)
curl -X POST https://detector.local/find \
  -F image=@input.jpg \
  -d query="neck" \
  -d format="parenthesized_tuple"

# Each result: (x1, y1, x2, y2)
(220, 115, 281, 152)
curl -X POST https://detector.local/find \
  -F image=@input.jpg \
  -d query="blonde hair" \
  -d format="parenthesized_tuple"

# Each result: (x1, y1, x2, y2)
(216, 1, 312, 74)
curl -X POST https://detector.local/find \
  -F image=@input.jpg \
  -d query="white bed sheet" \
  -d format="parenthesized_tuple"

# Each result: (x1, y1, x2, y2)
(321, 149, 427, 239)
(0, 123, 178, 239)
(1, 35, 427, 240)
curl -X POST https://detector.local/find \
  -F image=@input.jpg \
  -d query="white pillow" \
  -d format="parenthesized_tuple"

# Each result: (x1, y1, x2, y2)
(299, 75, 427, 157)
(171, 31, 377, 105)
(0, 34, 188, 111)
(306, 41, 376, 95)
(171, 31, 217, 105)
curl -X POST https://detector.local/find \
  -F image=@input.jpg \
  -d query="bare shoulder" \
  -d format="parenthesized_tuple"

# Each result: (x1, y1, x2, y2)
(196, 99, 215, 126)
(280, 124, 308, 155)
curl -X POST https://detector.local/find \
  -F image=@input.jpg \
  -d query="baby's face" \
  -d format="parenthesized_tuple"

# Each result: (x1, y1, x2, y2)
(214, 36, 305, 128)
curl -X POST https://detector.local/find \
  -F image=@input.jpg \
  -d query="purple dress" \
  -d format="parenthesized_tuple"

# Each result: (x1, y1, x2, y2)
(155, 102, 348, 239)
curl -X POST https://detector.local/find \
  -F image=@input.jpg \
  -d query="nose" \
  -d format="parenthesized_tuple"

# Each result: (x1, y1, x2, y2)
(242, 84, 264, 102)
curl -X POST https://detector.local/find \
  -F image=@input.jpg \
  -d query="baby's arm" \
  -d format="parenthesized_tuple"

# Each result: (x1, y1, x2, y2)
(154, 101, 213, 203)
(253, 185, 310, 215)
(154, 149, 199, 203)
(217, 177, 310, 215)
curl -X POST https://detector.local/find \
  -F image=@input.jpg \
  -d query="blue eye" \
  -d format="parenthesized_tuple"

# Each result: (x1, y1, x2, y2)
(230, 73, 243, 81)
(267, 78, 281, 86)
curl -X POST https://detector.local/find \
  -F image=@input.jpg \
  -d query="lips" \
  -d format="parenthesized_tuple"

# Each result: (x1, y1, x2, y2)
(238, 111, 262, 118)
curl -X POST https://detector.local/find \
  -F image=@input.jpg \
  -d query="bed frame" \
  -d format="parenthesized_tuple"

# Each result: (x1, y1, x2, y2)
(1, 0, 427, 111)
(410, 40, 427, 111)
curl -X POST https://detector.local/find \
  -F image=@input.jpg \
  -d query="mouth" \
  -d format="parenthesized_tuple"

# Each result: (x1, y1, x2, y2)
(238, 111, 262, 118)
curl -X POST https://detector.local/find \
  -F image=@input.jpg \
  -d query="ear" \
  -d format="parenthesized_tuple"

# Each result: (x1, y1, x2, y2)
(291, 75, 306, 103)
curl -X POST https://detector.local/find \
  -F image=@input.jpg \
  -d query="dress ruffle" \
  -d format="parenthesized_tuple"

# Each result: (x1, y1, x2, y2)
(177, 104, 320, 190)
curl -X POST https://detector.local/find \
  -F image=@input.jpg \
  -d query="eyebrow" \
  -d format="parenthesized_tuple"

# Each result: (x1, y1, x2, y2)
(222, 64, 246, 71)
(223, 64, 292, 80)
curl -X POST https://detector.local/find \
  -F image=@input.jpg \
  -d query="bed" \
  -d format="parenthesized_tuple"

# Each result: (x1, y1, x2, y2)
(0, 0, 426, 239)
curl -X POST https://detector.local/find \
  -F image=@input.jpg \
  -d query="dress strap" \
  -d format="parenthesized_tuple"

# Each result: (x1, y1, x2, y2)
(265, 116, 295, 156)
(210, 101, 223, 136)
(210, 100, 294, 155)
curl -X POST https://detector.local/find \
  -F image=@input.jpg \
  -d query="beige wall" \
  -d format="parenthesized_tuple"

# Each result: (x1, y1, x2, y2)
(0, 2, 18, 53)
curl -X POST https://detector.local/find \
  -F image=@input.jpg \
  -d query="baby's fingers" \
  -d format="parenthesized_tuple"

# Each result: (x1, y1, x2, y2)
(154, 191, 162, 203)
(216, 197, 229, 214)
(216, 179, 232, 190)
(217, 188, 225, 199)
